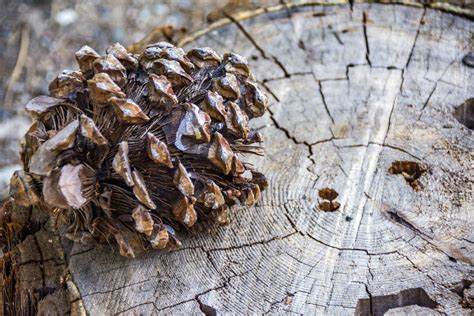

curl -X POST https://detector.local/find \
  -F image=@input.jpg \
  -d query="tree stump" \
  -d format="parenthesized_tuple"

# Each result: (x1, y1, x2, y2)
(2, 2, 473, 315)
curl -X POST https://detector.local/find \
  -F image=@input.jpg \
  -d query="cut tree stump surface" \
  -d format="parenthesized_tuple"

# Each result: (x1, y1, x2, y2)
(54, 3, 473, 315)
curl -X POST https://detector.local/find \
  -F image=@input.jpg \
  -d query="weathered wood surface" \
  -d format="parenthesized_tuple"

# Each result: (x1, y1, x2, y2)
(18, 2, 474, 315)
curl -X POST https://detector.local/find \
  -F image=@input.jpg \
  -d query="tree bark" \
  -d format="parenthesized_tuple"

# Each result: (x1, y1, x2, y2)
(2, 2, 473, 315)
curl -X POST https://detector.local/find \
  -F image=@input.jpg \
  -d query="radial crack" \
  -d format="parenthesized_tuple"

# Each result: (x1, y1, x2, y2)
(226, 13, 290, 77)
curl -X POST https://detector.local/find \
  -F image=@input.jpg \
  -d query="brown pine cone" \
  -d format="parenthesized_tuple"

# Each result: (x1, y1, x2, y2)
(9, 42, 268, 257)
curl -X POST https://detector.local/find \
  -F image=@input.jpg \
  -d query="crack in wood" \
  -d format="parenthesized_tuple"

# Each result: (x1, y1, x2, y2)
(362, 11, 372, 67)
(225, 13, 291, 77)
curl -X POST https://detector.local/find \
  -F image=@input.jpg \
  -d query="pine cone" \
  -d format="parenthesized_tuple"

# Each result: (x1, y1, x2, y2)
(10, 42, 268, 257)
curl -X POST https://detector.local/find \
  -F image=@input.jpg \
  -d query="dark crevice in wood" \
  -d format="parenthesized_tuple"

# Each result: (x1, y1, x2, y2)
(262, 94, 318, 168)
(382, 207, 473, 266)
(316, 79, 335, 124)
(306, 233, 397, 256)
(196, 297, 217, 316)
(32, 234, 47, 290)
(453, 98, 474, 130)
(404, 8, 426, 71)
(259, 81, 280, 102)
(262, 292, 295, 315)
(82, 278, 154, 298)
(207, 231, 297, 253)
(355, 287, 439, 316)
(362, 12, 372, 67)
(203, 246, 221, 273)
(225, 13, 290, 77)
(114, 302, 157, 315)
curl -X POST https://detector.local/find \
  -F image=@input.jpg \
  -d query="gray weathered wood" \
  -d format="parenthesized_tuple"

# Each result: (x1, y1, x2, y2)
(64, 3, 473, 315)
